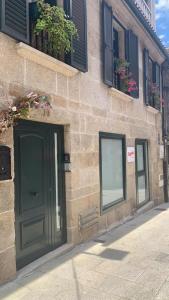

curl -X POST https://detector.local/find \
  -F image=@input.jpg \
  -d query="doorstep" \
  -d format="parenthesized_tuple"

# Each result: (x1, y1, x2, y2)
(16, 243, 74, 280)
(135, 200, 154, 216)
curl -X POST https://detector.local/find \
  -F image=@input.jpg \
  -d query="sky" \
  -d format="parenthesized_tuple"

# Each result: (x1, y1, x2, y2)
(155, 0, 169, 47)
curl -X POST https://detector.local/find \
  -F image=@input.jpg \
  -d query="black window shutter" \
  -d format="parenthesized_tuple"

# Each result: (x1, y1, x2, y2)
(65, 0, 87, 72)
(126, 30, 139, 98)
(153, 63, 160, 87)
(153, 62, 161, 110)
(102, 1, 113, 87)
(143, 48, 149, 105)
(0, 0, 29, 43)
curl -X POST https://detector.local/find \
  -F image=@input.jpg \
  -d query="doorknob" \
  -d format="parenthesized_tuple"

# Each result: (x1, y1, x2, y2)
(30, 192, 39, 197)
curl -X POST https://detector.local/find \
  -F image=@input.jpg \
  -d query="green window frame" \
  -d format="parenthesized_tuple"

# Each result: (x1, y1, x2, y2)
(135, 139, 149, 207)
(99, 132, 126, 213)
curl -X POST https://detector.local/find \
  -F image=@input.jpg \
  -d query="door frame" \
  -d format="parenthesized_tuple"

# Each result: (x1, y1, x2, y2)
(14, 120, 67, 269)
(135, 139, 150, 208)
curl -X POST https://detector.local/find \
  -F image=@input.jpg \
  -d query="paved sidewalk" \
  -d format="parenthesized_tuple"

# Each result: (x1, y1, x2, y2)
(2, 204, 169, 299)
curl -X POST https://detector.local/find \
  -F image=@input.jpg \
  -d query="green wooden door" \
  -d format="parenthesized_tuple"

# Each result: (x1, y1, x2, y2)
(14, 120, 66, 269)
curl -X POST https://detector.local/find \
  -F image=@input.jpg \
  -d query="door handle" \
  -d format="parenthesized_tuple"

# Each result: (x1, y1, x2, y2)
(30, 192, 39, 197)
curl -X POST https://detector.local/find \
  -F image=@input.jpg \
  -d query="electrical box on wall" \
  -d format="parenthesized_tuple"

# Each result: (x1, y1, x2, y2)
(64, 153, 71, 172)
(0, 146, 12, 181)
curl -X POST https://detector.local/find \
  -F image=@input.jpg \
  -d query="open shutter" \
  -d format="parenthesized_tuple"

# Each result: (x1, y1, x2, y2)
(143, 48, 149, 105)
(102, 1, 113, 87)
(65, 0, 87, 72)
(153, 62, 161, 110)
(126, 30, 139, 98)
(0, 0, 29, 43)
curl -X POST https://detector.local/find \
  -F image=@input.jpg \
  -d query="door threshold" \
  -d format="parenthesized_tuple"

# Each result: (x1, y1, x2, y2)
(136, 201, 154, 216)
(16, 243, 74, 279)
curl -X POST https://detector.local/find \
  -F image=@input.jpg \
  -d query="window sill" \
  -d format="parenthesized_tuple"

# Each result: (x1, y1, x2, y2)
(109, 87, 134, 102)
(101, 198, 126, 215)
(146, 105, 160, 114)
(16, 43, 79, 77)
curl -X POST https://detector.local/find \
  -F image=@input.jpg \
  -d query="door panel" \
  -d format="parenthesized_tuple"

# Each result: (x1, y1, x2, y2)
(14, 120, 66, 269)
(21, 216, 46, 249)
(20, 134, 46, 212)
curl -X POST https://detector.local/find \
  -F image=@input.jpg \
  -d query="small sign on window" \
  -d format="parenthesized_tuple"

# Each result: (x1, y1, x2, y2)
(127, 147, 135, 163)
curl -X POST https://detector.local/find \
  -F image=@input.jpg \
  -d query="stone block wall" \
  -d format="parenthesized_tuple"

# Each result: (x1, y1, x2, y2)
(0, 0, 165, 283)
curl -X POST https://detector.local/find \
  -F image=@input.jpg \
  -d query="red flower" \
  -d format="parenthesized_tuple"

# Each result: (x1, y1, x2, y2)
(128, 79, 138, 92)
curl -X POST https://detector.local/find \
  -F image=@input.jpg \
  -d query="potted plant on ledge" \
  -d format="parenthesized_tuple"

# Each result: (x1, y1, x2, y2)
(30, 0, 78, 59)
(114, 58, 138, 97)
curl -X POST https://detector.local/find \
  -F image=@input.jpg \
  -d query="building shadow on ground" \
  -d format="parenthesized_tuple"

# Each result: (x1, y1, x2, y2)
(0, 203, 169, 300)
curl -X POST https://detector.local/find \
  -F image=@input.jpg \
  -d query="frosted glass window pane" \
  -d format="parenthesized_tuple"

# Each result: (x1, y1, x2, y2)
(101, 138, 124, 208)
(54, 133, 60, 232)
(137, 145, 144, 171)
(138, 175, 146, 204)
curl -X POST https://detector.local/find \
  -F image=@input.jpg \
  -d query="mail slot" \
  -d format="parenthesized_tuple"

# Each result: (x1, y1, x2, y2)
(0, 146, 11, 181)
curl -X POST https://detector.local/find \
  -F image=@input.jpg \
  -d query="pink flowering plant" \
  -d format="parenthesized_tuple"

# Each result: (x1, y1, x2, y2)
(0, 92, 52, 133)
(128, 80, 138, 93)
(114, 58, 138, 95)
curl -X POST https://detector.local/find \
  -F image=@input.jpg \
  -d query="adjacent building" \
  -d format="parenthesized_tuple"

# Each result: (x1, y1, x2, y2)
(0, 0, 168, 283)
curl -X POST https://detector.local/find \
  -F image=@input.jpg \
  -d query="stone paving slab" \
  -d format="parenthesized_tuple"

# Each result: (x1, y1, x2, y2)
(2, 203, 169, 299)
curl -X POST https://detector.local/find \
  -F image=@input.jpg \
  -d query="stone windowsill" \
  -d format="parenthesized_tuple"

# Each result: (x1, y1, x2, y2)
(109, 87, 134, 102)
(16, 42, 79, 77)
(146, 105, 160, 114)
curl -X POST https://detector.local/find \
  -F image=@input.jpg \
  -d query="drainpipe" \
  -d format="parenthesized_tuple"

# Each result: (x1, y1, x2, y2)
(162, 61, 169, 202)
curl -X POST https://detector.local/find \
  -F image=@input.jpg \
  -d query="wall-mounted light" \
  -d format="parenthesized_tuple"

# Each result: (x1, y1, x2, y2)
(64, 153, 71, 172)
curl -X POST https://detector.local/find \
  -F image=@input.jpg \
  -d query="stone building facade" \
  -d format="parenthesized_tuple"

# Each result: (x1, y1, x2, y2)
(0, 0, 168, 283)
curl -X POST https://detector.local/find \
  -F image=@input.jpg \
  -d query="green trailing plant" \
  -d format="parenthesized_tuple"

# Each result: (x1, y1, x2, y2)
(0, 92, 52, 133)
(34, 0, 78, 56)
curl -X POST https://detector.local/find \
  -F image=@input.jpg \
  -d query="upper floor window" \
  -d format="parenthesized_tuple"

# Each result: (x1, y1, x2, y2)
(102, 1, 139, 99)
(0, 0, 88, 73)
(143, 48, 161, 110)
(113, 20, 126, 92)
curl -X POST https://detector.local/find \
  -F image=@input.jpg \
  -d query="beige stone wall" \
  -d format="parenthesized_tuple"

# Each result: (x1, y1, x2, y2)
(0, 128, 16, 283)
(0, 0, 165, 283)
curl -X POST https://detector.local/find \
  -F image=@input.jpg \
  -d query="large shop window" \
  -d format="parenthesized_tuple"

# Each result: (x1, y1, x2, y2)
(99, 133, 126, 211)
